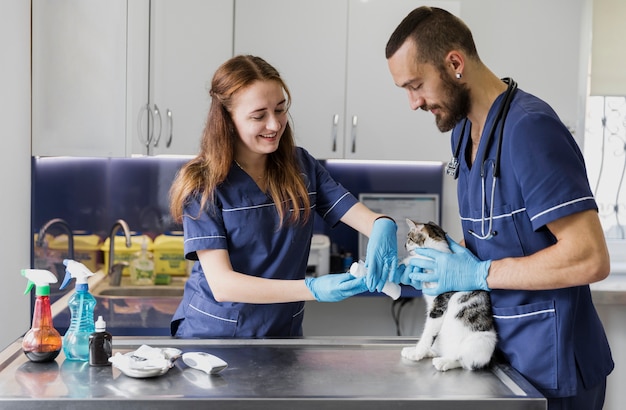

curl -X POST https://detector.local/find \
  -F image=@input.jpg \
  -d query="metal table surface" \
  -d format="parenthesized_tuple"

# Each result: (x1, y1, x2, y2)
(0, 336, 546, 410)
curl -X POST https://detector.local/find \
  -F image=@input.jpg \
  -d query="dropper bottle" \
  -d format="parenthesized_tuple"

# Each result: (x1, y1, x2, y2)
(89, 316, 112, 366)
(59, 259, 96, 361)
(20, 269, 63, 362)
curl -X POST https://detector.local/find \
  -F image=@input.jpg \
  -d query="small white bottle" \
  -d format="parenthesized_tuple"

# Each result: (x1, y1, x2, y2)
(89, 316, 112, 366)
(130, 237, 154, 285)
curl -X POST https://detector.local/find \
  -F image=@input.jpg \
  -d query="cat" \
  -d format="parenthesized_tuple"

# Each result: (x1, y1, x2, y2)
(400, 219, 497, 371)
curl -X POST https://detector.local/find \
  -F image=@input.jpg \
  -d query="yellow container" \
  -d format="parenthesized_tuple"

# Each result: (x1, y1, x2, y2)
(48, 233, 102, 272)
(153, 233, 186, 276)
(101, 235, 153, 276)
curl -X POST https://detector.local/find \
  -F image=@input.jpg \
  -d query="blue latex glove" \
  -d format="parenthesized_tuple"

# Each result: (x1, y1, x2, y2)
(390, 263, 423, 290)
(364, 217, 398, 292)
(407, 236, 491, 296)
(305, 273, 369, 302)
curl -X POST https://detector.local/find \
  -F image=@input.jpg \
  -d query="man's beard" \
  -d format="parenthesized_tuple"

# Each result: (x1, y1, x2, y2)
(421, 75, 470, 132)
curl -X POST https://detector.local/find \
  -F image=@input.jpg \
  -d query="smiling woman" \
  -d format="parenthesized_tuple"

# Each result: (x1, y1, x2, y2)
(166, 55, 398, 339)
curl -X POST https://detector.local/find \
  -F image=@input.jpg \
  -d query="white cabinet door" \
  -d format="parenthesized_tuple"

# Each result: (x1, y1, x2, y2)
(234, 0, 456, 161)
(32, 0, 144, 157)
(146, 0, 234, 156)
(234, 0, 349, 159)
(33, 0, 232, 157)
(344, 0, 458, 161)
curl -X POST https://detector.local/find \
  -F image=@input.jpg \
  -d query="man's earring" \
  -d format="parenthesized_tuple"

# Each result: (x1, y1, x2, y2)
(455, 72, 462, 79)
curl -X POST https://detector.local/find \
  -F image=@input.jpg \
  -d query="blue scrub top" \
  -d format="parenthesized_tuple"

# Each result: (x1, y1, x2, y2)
(171, 147, 358, 339)
(452, 89, 614, 398)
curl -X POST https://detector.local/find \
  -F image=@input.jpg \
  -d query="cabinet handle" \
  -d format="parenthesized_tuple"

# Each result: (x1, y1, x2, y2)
(137, 103, 153, 150)
(351, 115, 358, 153)
(331, 114, 339, 152)
(152, 104, 162, 148)
(165, 109, 173, 148)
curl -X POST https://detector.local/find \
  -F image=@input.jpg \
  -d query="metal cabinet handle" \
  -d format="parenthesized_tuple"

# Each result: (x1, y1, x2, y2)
(351, 115, 358, 153)
(152, 104, 162, 147)
(165, 109, 173, 148)
(137, 103, 154, 149)
(331, 114, 338, 152)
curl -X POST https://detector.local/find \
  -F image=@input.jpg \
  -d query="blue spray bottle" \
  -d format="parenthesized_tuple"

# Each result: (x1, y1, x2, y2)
(59, 259, 96, 361)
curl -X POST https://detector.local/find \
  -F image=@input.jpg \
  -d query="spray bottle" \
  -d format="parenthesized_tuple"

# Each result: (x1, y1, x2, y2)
(59, 259, 96, 361)
(21, 269, 63, 362)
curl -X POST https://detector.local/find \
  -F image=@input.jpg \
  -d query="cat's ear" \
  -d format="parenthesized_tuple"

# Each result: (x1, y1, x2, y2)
(427, 221, 447, 237)
(406, 218, 417, 229)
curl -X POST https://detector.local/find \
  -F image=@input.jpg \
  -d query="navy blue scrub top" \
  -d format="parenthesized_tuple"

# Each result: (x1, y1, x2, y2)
(171, 147, 358, 339)
(452, 88, 614, 398)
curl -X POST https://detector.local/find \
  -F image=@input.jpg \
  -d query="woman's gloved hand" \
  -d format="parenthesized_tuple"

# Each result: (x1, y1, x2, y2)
(390, 263, 423, 290)
(305, 273, 369, 302)
(364, 217, 398, 292)
(407, 236, 491, 296)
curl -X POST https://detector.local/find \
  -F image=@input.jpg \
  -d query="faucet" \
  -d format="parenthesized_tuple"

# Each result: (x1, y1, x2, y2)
(108, 219, 132, 286)
(36, 218, 75, 286)
(36, 218, 75, 260)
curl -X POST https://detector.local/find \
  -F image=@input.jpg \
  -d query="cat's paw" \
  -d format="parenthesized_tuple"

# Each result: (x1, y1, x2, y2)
(401, 345, 431, 361)
(432, 357, 462, 372)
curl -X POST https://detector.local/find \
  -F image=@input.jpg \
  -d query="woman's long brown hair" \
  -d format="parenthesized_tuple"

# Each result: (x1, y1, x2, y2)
(169, 55, 311, 227)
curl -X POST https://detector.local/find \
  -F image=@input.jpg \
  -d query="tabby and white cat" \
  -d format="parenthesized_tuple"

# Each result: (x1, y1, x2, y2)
(401, 219, 497, 371)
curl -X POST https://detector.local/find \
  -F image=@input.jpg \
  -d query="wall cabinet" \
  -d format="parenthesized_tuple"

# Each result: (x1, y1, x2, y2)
(144, 0, 234, 155)
(234, 0, 455, 161)
(32, 0, 132, 157)
(32, 0, 233, 157)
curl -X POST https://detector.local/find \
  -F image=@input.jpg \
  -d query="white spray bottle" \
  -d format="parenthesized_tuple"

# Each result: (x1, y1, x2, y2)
(59, 259, 96, 361)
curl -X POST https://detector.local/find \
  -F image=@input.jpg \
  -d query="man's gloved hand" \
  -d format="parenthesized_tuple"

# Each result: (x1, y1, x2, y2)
(407, 236, 491, 296)
(389, 263, 423, 290)
(364, 217, 398, 292)
(305, 273, 369, 302)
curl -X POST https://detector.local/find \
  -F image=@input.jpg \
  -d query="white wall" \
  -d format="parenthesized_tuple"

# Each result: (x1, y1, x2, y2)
(0, 0, 33, 350)
(460, 0, 586, 141)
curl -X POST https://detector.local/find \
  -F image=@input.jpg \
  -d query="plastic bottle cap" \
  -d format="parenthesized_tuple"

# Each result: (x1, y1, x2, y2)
(95, 315, 107, 332)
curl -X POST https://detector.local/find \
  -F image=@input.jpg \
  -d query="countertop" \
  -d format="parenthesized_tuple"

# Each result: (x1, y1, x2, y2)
(0, 336, 545, 410)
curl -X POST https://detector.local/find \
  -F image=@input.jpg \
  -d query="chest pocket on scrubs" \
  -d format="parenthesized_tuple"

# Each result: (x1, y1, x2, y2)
(492, 300, 557, 390)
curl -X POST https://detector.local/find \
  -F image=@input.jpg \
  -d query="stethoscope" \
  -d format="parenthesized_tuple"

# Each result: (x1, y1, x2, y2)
(445, 78, 518, 240)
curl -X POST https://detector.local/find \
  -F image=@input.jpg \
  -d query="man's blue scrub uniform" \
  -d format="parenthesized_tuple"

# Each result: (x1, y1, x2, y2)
(452, 88, 614, 400)
(171, 147, 358, 338)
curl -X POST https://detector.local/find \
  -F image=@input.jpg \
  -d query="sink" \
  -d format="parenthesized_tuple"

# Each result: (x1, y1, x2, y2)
(51, 271, 186, 335)
(90, 275, 186, 299)
(95, 286, 184, 297)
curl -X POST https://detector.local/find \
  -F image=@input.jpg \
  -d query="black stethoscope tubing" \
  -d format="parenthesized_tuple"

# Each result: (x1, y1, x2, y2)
(449, 77, 518, 179)
(447, 78, 518, 239)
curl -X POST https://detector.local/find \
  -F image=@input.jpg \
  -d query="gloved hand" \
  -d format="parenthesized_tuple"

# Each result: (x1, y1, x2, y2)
(390, 263, 423, 290)
(305, 273, 369, 302)
(407, 236, 491, 296)
(364, 217, 398, 292)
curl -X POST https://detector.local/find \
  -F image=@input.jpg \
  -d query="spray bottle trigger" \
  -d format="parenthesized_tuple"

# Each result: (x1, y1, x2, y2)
(59, 269, 72, 290)
(24, 281, 35, 295)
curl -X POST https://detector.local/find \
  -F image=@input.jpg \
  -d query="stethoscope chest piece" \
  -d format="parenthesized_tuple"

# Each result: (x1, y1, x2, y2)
(445, 156, 459, 178)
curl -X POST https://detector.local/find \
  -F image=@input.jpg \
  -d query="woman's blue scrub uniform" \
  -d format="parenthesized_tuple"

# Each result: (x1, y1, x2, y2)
(452, 88, 614, 398)
(171, 147, 358, 338)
